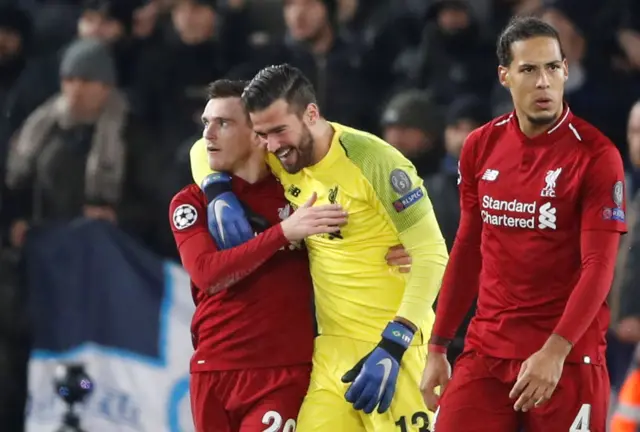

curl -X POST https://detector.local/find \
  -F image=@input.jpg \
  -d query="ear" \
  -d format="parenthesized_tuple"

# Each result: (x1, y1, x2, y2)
(498, 65, 510, 89)
(304, 103, 320, 126)
(561, 58, 569, 82)
(252, 131, 261, 147)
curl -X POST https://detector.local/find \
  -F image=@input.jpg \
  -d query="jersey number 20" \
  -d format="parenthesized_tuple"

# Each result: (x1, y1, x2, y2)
(262, 410, 296, 432)
(570, 404, 591, 432)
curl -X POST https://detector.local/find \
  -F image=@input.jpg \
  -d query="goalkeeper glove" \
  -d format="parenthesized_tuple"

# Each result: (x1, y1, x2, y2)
(201, 173, 255, 249)
(341, 321, 414, 414)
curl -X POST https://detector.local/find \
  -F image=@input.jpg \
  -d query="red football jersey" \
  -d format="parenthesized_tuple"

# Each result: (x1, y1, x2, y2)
(169, 175, 314, 372)
(456, 107, 626, 364)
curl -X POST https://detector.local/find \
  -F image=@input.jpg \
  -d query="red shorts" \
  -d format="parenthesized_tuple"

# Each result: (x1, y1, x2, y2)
(434, 351, 609, 432)
(190, 364, 311, 432)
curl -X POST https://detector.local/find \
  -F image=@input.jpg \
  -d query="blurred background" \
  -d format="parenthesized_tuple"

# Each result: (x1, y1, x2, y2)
(0, 0, 639, 430)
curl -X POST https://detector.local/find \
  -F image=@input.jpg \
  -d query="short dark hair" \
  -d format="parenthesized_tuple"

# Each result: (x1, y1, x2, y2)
(241, 64, 316, 115)
(207, 79, 248, 100)
(497, 16, 565, 67)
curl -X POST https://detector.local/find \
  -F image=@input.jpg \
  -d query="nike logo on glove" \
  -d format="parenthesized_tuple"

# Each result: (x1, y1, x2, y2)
(213, 200, 232, 245)
(377, 358, 393, 401)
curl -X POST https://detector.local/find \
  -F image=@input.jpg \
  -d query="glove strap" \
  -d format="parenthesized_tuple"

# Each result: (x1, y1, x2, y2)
(378, 321, 414, 362)
(201, 173, 233, 203)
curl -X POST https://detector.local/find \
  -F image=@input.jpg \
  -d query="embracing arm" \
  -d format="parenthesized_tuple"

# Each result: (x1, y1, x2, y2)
(169, 188, 289, 294)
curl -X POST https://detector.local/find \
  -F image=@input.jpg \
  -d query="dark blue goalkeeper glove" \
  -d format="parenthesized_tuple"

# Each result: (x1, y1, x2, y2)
(341, 321, 414, 414)
(201, 173, 254, 249)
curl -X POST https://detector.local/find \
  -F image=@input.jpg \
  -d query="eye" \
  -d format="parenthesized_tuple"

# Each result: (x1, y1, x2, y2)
(522, 66, 534, 73)
(217, 119, 228, 128)
(548, 64, 560, 71)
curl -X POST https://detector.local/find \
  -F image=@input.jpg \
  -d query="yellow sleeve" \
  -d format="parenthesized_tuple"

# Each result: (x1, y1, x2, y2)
(340, 132, 449, 328)
(190, 138, 214, 187)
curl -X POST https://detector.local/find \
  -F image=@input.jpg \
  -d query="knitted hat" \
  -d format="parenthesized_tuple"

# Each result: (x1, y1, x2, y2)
(446, 95, 490, 127)
(60, 38, 116, 86)
(381, 90, 443, 137)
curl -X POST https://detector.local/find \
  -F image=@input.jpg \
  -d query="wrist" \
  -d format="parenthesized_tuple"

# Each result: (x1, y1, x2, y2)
(202, 172, 231, 186)
(382, 321, 414, 349)
(542, 333, 572, 359)
(279, 220, 294, 242)
(393, 316, 417, 333)
(427, 344, 447, 355)
(379, 321, 413, 362)
(202, 173, 233, 202)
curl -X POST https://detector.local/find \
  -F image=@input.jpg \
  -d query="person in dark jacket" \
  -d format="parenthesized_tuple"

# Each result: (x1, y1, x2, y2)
(4, 38, 167, 255)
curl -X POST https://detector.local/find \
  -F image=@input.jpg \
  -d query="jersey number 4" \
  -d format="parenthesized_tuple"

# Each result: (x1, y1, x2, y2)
(262, 410, 296, 432)
(570, 404, 591, 432)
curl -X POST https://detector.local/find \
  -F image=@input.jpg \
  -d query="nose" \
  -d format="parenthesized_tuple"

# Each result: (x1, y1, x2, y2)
(265, 137, 281, 153)
(203, 123, 216, 141)
(536, 70, 551, 89)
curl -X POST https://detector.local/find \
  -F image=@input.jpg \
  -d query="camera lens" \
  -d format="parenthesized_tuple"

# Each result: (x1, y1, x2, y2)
(53, 363, 94, 405)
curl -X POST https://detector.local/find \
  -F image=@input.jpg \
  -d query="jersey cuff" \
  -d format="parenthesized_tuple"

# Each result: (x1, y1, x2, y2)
(427, 344, 448, 354)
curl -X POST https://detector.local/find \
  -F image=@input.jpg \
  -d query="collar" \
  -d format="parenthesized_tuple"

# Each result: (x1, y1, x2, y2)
(231, 171, 277, 195)
(509, 104, 574, 145)
(306, 122, 343, 173)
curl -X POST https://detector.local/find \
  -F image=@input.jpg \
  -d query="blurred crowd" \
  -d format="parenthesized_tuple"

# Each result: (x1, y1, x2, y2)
(1, 0, 640, 428)
(1, 0, 640, 255)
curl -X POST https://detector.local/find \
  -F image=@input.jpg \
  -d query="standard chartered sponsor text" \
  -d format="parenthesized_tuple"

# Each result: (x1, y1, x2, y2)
(481, 195, 538, 229)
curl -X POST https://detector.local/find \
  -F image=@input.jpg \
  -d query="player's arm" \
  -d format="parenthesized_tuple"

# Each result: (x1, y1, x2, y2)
(549, 145, 627, 354)
(169, 188, 289, 294)
(509, 144, 627, 413)
(342, 138, 449, 414)
(373, 164, 449, 333)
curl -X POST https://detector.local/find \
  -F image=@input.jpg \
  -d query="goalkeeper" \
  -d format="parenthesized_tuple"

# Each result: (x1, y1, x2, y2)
(191, 65, 448, 431)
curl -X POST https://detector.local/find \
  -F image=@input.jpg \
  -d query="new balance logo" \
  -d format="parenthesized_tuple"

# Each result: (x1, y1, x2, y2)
(541, 168, 562, 197)
(288, 185, 302, 197)
(481, 169, 499, 181)
(538, 202, 556, 230)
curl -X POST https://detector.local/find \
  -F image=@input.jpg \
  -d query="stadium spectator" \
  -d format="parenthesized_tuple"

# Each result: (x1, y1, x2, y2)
(229, 0, 377, 132)
(3, 38, 164, 253)
(380, 89, 444, 179)
(337, 0, 423, 96)
(539, 1, 632, 151)
(0, 4, 56, 185)
(615, 101, 640, 344)
(410, 0, 495, 106)
(429, 95, 489, 250)
(134, 0, 239, 147)
(0, 0, 638, 428)
(77, 0, 146, 90)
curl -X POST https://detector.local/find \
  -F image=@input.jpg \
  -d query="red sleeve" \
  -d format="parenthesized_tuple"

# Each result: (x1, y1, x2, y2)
(580, 144, 627, 233)
(429, 129, 484, 352)
(169, 186, 290, 293)
(553, 230, 620, 344)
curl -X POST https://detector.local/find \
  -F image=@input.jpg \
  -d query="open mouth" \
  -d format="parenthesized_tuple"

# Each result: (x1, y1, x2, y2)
(534, 97, 553, 108)
(276, 148, 293, 159)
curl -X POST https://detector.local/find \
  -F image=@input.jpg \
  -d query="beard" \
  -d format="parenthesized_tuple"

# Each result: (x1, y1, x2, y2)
(526, 112, 559, 126)
(281, 124, 314, 174)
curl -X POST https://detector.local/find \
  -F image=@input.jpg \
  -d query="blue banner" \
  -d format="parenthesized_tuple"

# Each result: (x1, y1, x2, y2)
(24, 219, 195, 432)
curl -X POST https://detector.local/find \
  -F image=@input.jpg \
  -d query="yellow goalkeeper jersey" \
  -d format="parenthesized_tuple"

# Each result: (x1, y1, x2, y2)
(190, 122, 448, 344)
